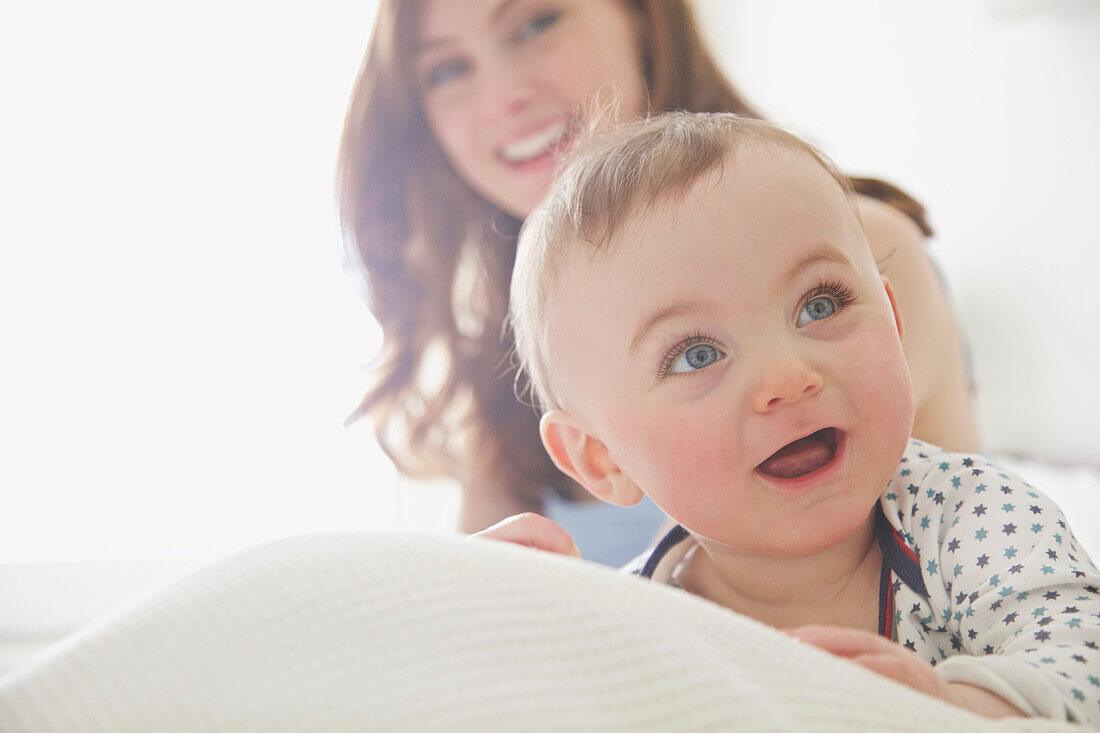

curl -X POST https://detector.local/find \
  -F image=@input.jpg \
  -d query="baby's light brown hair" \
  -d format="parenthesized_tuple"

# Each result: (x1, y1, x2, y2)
(509, 112, 855, 413)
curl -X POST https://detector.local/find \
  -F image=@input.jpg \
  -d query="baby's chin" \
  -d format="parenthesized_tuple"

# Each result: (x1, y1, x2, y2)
(689, 516, 874, 558)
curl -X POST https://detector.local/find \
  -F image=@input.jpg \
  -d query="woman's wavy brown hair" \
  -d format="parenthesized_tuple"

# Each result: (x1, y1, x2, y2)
(335, 0, 932, 507)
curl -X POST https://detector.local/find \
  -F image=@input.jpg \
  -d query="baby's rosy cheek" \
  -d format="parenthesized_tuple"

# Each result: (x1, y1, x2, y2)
(850, 342, 916, 448)
(633, 424, 731, 500)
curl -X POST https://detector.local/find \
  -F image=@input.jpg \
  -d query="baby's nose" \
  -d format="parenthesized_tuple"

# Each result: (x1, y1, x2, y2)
(750, 353, 823, 413)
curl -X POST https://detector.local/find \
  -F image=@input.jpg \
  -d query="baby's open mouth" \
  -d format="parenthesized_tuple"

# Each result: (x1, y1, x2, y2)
(756, 428, 840, 480)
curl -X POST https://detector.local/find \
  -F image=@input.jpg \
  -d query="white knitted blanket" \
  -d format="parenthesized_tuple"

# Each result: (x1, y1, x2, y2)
(0, 531, 1087, 731)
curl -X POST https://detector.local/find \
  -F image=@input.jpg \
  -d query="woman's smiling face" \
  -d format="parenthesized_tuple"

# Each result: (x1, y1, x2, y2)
(544, 143, 917, 558)
(416, 0, 649, 218)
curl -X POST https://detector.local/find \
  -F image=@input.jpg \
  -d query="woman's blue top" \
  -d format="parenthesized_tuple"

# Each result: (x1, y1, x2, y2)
(542, 492, 668, 567)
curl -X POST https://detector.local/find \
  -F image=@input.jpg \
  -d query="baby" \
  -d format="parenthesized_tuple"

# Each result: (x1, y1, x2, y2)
(482, 112, 1100, 724)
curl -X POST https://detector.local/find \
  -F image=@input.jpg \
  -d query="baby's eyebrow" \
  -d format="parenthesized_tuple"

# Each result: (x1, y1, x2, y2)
(629, 300, 712, 358)
(786, 245, 854, 281)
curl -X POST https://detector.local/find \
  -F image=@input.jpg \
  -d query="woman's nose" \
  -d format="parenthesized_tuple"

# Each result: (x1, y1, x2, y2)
(750, 349, 824, 414)
(476, 62, 536, 119)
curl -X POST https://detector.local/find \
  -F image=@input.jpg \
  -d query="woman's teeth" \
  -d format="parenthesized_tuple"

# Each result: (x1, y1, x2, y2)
(501, 120, 567, 163)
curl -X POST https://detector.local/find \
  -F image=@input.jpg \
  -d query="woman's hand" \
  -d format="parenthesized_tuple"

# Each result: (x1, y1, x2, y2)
(785, 625, 1024, 719)
(471, 513, 581, 558)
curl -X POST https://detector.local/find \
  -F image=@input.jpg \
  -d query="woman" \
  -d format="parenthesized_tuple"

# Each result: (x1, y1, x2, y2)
(336, 0, 980, 564)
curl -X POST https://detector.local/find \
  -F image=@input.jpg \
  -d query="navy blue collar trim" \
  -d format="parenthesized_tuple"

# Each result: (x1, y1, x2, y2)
(874, 503, 928, 599)
(878, 549, 894, 638)
(637, 524, 689, 579)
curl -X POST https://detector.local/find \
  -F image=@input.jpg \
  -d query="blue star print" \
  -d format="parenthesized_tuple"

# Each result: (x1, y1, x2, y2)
(878, 440, 1100, 725)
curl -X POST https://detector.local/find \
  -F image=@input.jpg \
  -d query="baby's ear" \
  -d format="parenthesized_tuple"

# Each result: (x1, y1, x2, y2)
(539, 410, 644, 507)
(881, 276, 905, 341)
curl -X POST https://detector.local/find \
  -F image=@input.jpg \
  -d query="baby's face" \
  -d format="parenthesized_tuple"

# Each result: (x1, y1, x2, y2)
(546, 143, 916, 557)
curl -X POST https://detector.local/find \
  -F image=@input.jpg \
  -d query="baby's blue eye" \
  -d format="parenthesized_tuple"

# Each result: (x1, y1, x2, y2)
(797, 296, 837, 326)
(670, 343, 723, 374)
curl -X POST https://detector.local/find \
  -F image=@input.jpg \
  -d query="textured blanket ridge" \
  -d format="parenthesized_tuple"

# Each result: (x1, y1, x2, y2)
(0, 531, 1087, 731)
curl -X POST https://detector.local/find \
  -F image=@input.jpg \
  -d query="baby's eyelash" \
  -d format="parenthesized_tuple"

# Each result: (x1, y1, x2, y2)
(656, 331, 718, 379)
(808, 279, 857, 309)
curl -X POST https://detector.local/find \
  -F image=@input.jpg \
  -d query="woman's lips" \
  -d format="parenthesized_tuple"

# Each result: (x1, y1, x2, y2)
(755, 428, 840, 480)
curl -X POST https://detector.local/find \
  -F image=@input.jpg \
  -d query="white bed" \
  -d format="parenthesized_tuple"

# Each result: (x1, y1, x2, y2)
(0, 530, 1089, 732)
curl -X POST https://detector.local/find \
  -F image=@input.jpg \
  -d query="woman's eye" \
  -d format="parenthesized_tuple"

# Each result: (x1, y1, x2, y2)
(423, 59, 470, 89)
(797, 296, 838, 326)
(514, 11, 560, 42)
(670, 343, 724, 374)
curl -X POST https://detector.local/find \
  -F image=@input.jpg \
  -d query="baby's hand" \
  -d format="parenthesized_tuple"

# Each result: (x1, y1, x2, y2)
(471, 513, 581, 558)
(785, 625, 1023, 719)
(785, 625, 952, 701)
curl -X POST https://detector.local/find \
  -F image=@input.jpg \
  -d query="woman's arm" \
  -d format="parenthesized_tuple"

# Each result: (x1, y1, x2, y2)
(457, 478, 542, 534)
(856, 195, 981, 453)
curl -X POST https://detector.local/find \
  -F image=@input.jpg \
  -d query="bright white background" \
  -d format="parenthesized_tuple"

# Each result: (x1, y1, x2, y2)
(0, 0, 416, 564)
(0, 1, 1096, 661)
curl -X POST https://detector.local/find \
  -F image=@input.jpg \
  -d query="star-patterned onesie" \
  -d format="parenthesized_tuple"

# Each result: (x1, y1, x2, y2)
(629, 439, 1100, 726)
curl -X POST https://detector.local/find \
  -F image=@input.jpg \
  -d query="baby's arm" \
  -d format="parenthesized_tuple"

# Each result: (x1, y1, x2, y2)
(787, 625, 1024, 719)
(903, 450, 1100, 724)
(946, 478, 1099, 722)
(471, 512, 581, 557)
